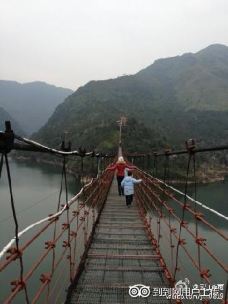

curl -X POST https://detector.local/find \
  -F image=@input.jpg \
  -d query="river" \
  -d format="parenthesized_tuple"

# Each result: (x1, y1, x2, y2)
(0, 159, 81, 303)
(150, 180, 228, 301)
(0, 160, 227, 303)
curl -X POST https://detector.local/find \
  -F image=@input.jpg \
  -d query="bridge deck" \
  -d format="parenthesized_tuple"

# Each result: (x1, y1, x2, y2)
(67, 180, 169, 303)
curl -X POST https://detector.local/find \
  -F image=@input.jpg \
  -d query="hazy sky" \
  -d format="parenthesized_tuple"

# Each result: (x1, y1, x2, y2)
(1, 0, 228, 90)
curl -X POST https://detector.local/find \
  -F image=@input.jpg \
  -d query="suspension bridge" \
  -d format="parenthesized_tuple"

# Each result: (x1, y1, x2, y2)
(0, 121, 227, 303)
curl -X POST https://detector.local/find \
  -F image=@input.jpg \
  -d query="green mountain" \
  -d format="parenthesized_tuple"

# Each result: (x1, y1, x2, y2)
(0, 106, 24, 134)
(137, 44, 228, 111)
(0, 81, 73, 134)
(34, 44, 228, 153)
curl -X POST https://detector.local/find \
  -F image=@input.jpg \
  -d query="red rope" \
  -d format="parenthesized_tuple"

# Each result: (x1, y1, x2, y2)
(4, 154, 30, 304)
(2, 169, 114, 303)
(135, 167, 227, 294)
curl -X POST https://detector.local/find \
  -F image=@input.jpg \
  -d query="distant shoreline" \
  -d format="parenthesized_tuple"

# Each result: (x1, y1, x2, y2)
(13, 155, 228, 185)
(12, 155, 95, 184)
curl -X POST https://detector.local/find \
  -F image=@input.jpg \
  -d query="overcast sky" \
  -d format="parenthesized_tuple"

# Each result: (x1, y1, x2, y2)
(1, 0, 228, 90)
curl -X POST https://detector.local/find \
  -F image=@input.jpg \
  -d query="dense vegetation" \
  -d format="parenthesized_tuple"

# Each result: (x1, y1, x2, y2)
(0, 81, 73, 134)
(34, 44, 228, 156)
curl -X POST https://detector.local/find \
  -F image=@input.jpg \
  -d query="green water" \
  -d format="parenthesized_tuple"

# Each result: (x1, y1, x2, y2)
(0, 161, 227, 302)
(150, 180, 228, 300)
(0, 159, 79, 247)
(0, 159, 81, 303)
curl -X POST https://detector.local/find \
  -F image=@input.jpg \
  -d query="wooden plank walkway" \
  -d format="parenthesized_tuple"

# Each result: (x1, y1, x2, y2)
(67, 179, 170, 303)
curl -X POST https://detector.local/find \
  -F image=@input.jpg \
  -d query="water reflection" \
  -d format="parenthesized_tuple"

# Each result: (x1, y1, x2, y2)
(0, 159, 81, 246)
(173, 181, 228, 229)
(147, 180, 228, 287)
(0, 159, 82, 303)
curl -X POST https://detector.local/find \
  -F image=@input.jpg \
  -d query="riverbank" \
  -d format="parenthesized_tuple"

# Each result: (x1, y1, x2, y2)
(165, 173, 226, 185)
(13, 154, 228, 185)
(13, 155, 94, 184)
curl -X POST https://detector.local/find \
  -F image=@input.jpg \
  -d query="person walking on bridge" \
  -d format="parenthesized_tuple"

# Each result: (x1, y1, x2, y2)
(106, 156, 136, 195)
(121, 171, 142, 207)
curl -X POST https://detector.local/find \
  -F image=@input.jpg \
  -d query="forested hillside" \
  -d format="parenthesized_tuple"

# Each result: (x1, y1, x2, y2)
(0, 81, 73, 134)
(34, 44, 228, 153)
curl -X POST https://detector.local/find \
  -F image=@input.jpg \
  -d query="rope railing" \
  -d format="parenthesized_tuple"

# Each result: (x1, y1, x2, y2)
(14, 135, 94, 157)
(0, 121, 117, 303)
(134, 168, 227, 302)
(124, 142, 228, 158)
(1, 120, 228, 303)
(0, 179, 93, 262)
(0, 121, 114, 158)
(136, 168, 228, 222)
(0, 167, 114, 303)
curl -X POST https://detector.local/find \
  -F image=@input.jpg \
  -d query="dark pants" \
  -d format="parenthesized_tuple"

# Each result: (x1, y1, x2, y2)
(117, 176, 124, 195)
(125, 194, 133, 206)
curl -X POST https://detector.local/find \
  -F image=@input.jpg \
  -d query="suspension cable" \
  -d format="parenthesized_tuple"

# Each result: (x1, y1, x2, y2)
(51, 157, 66, 282)
(63, 156, 73, 281)
(192, 152, 202, 281)
(136, 166, 228, 221)
(14, 135, 92, 156)
(154, 177, 228, 221)
(173, 152, 190, 280)
(0, 179, 94, 261)
(4, 153, 30, 304)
